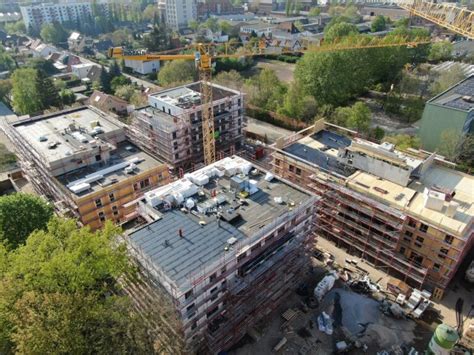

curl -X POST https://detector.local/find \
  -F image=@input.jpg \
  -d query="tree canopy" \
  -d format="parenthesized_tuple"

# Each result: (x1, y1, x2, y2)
(324, 21, 358, 42)
(428, 41, 453, 62)
(40, 22, 68, 46)
(371, 15, 387, 32)
(0, 193, 53, 249)
(0, 46, 15, 72)
(0, 218, 155, 353)
(244, 69, 287, 111)
(11, 68, 43, 115)
(158, 60, 195, 87)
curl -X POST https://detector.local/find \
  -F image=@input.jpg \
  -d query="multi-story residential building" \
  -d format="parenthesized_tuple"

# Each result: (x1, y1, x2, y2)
(129, 82, 244, 172)
(4, 107, 170, 230)
(20, 1, 109, 31)
(125, 156, 316, 353)
(271, 121, 474, 300)
(164, 0, 196, 29)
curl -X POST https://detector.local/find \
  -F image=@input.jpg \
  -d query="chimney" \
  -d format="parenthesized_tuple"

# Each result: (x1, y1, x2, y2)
(178, 228, 184, 237)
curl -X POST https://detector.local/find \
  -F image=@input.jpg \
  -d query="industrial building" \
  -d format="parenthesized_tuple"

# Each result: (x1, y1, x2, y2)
(129, 82, 244, 172)
(271, 121, 474, 300)
(4, 107, 170, 230)
(126, 156, 316, 353)
(419, 75, 474, 152)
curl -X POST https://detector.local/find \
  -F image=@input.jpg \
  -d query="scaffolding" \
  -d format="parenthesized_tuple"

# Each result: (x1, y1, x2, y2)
(127, 85, 245, 172)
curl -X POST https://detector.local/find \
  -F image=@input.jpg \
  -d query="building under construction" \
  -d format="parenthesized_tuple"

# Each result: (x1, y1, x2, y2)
(128, 82, 244, 172)
(125, 156, 316, 353)
(271, 120, 474, 300)
(4, 106, 170, 229)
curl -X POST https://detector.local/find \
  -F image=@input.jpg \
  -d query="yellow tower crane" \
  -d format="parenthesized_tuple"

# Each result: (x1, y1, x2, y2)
(109, 37, 429, 165)
(396, 0, 474, 39)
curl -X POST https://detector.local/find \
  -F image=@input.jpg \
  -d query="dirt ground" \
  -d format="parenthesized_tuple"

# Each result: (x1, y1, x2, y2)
(229, 247, 433, 355)
(244, 117, 294, 143)
(360, 98, 419, 135)
(254, 59, 296, 83)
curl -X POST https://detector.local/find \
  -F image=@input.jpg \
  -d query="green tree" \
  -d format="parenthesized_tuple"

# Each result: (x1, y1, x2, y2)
(219, 21, 232, 35)
(0, 46, 15, 72)
(213, 70, 244, 91)
(111, 75, 131, 93)
(0, 193, 53, 249)
(99, 65, 112, 93)
(346, 102, 371, 132)
(4, 21, 26, 35)
(428, 41, 453, 62)
(342, 4, 362, 23)
(36, 69, 61, 109)
(385, 134, 421, 150)
(60, 89, 76, 105)
(278, 82, 317, 121)
(26, 58, 58, 75)
(188, 20, 199, 31)
(142, 4, 158, 21)
(11, 68, 43, 114)
(439, 129, 461, 161)
(324, 22, 358, 42)
(429, 63, 466, 95)
(143, 23, 171, 52)
(294, 20, 304, 32)
(204, 17, 219, 33)
(0, 218, 156, 353)
(40, 22, 68, 45)
(457, 134, 474, 170)
(109, 59, 122, 77)
(371, 15, 387, 32)
(158, 60, 195, 87)
(0, 79, 11, 103)
(244, 68, 287, 111)
(115, 85, 136, 102)
(309, 7, 321, 17)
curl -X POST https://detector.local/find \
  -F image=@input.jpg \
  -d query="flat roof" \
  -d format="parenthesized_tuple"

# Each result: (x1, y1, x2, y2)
(347, 164, 474, 236)
(13, 107, 122, 165)
(430, 75, 474, 112)
(56, 141, 164, 197)
(283, 130, 354, 177)
(129, 156, 313, 291)
(282, 128, 473, 235)
(150, 82, 239, 110)
(136, 106, 184, 133)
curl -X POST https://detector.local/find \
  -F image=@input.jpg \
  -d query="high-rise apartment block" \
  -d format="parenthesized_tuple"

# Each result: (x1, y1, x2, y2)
(163, 0, 197, 29)
(20, 1, 109, 30)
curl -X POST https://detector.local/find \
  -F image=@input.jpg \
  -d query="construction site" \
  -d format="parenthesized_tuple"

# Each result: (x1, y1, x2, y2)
(128, 82, 244, 173)
(124, 156, 316, 354)
(3, 106, 170, 229)
(270, 120, 474, 301)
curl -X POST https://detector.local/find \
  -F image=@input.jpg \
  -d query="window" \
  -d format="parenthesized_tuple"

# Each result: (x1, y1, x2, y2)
(98, 211, 105, 222)
(186, 303, 195, 312)
(415, 236, 424, 248)
(289, 165, 294, 172)
(419, 223, 428, 233)
(109, 192, 115, 202)
(405, 231, 413, 238)
(221, 266, 226, 274)
(399, 246, 406, 255)
(172, 132, 177, 139)
(191, 322, 197, 330)
(251, 243, 261, 253)
(185, 290, 193, 300)
(209, 273, 217, 283)
(210, 286, 218, 294)
(140, 178, 150, 189)
(409, 251, 423, 265)
(95, 198, 102, 208)
(95, 154, 101, 161)
(207, 306, 218, 318)
(275, 159, 281, 166)
(408, 219, 417, 228)
(433, 263, 441, 272)
(438, 248, 449, 259)
(444, 234, 454, 245)
(296, 167, 302, 176)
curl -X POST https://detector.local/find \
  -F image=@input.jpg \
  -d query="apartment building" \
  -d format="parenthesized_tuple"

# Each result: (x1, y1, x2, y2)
(4, 107, 170, 230)
(164, 0, 197, 29)
(20, 1, 109, 30)
(126, 156, 316, 353)
(129, 82, 244, 172)
(271, 121, 474, 300)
